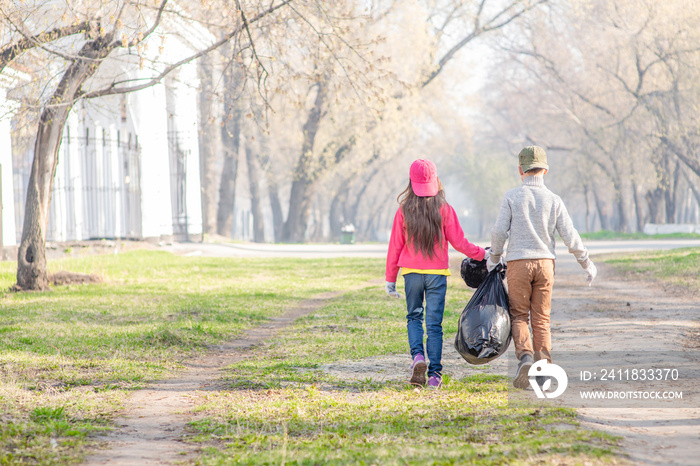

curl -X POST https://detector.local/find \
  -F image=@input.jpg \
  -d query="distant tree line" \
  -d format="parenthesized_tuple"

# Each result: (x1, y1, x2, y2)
(471, 0, 700, 233)
(19, 0, 698, 289)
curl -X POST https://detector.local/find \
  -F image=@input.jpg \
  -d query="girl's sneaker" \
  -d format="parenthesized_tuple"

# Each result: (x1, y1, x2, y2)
(410, 354, 427, 386)
(427, 375, 442, 389)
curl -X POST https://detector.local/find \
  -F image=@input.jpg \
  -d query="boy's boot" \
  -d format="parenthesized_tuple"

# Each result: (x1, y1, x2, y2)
(536, 376, 551, 389)
(513, 354, 534, 389)
(410, 354, 427, 386)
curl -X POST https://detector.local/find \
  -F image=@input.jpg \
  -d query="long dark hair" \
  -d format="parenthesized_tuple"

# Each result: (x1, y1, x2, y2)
(398, 179, 446, 259)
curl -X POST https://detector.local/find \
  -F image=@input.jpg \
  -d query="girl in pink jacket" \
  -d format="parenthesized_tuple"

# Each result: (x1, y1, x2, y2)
(385, 159, 487, 388)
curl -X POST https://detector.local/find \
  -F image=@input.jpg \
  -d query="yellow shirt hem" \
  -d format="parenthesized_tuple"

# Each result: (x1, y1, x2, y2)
(401, 268, 451, 276)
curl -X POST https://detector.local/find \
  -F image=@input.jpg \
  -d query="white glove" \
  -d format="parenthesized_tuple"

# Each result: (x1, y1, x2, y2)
(385, 281, 401, 298)
(482, 248, 491, 263)
(486, 256, 501, 273)
(585, 262, 597, 286)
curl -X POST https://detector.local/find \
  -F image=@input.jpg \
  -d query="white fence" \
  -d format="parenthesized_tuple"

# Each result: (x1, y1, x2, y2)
(46, 129, 142, 241)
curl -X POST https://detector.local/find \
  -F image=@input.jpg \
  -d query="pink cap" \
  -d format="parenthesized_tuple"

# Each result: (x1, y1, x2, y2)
(409, 159, 438, 197)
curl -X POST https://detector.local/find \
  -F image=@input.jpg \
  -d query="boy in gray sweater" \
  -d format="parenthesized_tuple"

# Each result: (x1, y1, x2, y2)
(487, 146, 597, 389)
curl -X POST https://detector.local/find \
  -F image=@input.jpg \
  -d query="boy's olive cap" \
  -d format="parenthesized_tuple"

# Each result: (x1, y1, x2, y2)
(518, 145, 549, 172)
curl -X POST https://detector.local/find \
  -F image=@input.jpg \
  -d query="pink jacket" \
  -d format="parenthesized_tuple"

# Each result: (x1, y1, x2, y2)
(385, 203, 486, 282)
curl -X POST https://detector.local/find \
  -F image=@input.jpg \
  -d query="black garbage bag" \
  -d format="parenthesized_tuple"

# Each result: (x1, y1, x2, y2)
(454, 264, 511, 365)
(460, 254, 489, 289)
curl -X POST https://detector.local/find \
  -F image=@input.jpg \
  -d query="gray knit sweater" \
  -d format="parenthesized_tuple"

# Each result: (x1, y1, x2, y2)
(490, 175, 591, 269)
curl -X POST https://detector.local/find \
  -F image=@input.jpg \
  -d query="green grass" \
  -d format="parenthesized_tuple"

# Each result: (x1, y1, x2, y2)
(580, 230, 700, 240)
(189, 386, 616, 465)
(600, 246, 700, 291)
(0, 251, 382, 464)
(186, 273, 620, 464)
(0, 251, 621, 464)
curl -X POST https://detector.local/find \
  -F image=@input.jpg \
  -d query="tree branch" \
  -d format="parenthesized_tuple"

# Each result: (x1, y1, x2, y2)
(659, 135, 700, 178)
(421, 0, 548, 88)
(0, 21, 92, 72)
(286, 2, 367, 105)
(81, 0, 293, 99)
(126, 0, 169, 48)
(234, 0, 270, 107)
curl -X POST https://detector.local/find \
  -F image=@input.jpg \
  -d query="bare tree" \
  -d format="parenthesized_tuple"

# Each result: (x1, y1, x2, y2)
(217, 46, 245, 237)
(2, 0, 294, 290)
(475, 0, 700, 232)
(272, 0, 551, 242)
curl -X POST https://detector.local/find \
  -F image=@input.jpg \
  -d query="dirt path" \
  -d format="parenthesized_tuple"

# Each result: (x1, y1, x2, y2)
(552, 256, 700, 466)
(322, 255, 700, 465)
(82, 291, 342, 465)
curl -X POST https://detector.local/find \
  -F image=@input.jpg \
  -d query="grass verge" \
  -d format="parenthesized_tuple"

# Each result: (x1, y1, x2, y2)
(187, 273, 620, 464)
(580, 230, 700, 241)
(599, 246, 700, 292)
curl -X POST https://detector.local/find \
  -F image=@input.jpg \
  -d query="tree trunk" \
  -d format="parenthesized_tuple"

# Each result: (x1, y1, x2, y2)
(258, 142, 284, 242)
(583, 183, 591, 232)
(631, 178, 645, 233)
(310, 195, 325, 241)
(664, 159, 680, 224)
(680, 184, 691, 223)
(268, 181, 284, 242)
(245, 143, 265, 242)
(660, 136, 700, 180)
(681, 169, 700, 212)
(17, 37, 116, 290)
(17, 112, 66, 290)
(197, 53, 221, 234)
(613, 186, 627, 232)
(606, 158, 628, 232)
(592, 187, 610, 231)
(216, 56, 242, 237)
(329, 185, 349, 240)
(645, 188, 664, 224)
(347, 166, 380, 227)
(361, 190, 393, 240)
(280, 81, 326, 242)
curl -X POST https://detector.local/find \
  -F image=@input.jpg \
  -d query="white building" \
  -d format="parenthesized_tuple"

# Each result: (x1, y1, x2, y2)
(0, 67, 31, 248)
(10, 19, 210, 244)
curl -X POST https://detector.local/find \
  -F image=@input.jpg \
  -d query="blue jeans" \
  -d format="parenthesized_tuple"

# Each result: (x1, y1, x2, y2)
(403, 273, 447, 378)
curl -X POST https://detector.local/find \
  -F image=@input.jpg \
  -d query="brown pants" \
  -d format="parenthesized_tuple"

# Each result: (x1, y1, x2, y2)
(506, 259, 555, 363)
